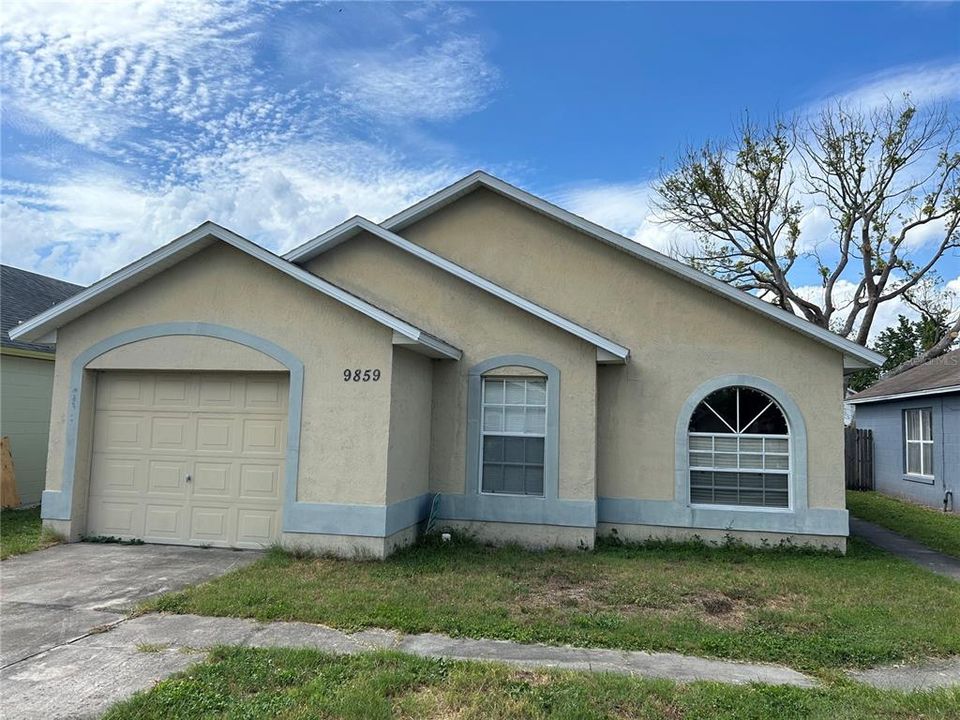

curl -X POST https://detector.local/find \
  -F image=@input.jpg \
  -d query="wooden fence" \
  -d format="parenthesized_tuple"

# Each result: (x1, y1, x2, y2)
(844, 426, 874, 491)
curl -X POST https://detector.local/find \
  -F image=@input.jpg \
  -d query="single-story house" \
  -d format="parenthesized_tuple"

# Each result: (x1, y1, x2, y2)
(848, 349, 959, 512)
(1, 265, 83, 506)
(9, 171, 883, 556)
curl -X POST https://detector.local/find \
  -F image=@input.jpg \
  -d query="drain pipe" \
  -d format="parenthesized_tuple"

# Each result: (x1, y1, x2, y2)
(944, 491, 954, 514)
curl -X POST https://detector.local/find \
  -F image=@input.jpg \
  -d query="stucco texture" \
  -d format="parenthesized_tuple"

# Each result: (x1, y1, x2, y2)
(306, 232, 598, 503)
(396, 188, 847, 511)
(44, 243, 398, 532)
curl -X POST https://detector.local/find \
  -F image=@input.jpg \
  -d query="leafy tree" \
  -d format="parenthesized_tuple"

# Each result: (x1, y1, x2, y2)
(848, 312, 952, 391)
(655, 97, 960, 361)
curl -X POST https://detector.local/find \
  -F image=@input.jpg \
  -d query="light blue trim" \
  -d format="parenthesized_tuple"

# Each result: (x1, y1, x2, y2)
(451, 354, 585, 527)
(675, 374, 809, 514)
(284, 493, 434, 537)
(439, 494, 596, 528)
(589, 373, 840, 538)
(41, 323, 306, 530)
(597, 497, 848, 536)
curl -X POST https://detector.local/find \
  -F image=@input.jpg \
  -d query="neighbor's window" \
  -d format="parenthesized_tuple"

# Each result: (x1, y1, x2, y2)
(688, 386, 790, 508)
(480, 377, 546, 495)
(904, 408, 934, 477)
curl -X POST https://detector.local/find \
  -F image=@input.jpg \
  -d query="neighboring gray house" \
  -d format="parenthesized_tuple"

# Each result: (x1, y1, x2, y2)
(849, 349, 960, 513)
(1, 265, 83, 506)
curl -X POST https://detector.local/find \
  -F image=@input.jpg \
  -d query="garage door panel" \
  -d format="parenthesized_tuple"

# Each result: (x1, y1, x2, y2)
(192, 461, 235, 499)
(91, 455, 145, 494)
(190, 505, 232, 544)
(88, 500, 143, 538)
(245, 378, 284, 410)
(239, 463, 281, 500)
(146, 459, 190, 496)
(196, 416, 240, 454)
(198, 377, 243, 410)
(89, 371, 287, 548)
(144, 504, 186, 540)
(150, 415, 195, 452)
(241, 418, 285, 455)
(93, 412, 148, 452)
(236, 508, 279, 548)
(97, 374, 152, 410)
(153, 376, 193, 409)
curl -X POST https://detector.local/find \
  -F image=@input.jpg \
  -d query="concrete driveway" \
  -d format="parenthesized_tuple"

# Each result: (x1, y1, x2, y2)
(1, 542, 260, 718)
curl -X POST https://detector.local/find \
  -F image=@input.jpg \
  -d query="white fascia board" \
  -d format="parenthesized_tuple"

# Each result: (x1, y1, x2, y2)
(376, 171, 884, 371)
(287, 216, 630, 362)
(847, 385, 960, 405)
(10, 221, 461, 361)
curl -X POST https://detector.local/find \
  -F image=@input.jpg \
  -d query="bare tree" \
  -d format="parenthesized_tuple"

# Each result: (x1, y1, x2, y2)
(655, 97, 960, 356)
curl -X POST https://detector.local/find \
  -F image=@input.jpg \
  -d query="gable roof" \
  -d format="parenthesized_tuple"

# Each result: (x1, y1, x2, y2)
(285, 216, 630, 363)
(374, 171, 883, 371)
(848, 348, 960, 404)
(8, 222, 461, 360)
(2, 265, 84, 355)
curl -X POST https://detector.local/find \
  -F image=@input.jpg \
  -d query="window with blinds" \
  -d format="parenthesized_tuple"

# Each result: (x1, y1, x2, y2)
(903, 407, 934, 477)
(480, 377, 546, 496)
(688, 386, 790, 508)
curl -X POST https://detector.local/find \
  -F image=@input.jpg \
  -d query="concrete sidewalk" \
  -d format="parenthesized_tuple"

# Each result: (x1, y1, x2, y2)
(4, 611, 960, 719)
(2, 612, 815, 719)
(849, 517, 960, 581)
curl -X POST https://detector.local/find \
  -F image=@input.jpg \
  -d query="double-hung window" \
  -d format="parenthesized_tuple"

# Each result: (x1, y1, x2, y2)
(480, 377, 546, 495)
(903, 408, 934, 477)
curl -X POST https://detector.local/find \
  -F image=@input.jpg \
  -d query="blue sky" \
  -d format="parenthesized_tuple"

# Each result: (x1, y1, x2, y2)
(1, 1, 958, 334)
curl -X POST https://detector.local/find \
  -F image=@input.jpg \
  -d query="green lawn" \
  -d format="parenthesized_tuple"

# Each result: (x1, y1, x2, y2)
(145, 537, 960, 673)
(103, 647, 960, 720)
(0, 506, 59, 559)
(847, 491, 960, 558)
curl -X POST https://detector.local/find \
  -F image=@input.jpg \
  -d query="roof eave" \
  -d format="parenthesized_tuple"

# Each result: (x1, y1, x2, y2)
(377, 171, 884, 371)
(848, 384, 960, 405)
(9, 221, 461, 361)
(287, 216, 631, 362)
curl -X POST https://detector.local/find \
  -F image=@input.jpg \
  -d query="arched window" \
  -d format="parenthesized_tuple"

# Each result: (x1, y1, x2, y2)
(688, 386, 790, 508)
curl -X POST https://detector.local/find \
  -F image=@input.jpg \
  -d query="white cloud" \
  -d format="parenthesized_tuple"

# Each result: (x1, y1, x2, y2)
(0, 0, 258, 151)
(334, 37, 498, 122)
(807, 61, 960, 114)
(552, 180, 701, 258)
(0, 1, 500, 284)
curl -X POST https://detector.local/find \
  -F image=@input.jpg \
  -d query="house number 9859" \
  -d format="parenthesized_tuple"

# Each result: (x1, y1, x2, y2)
(343, 369, 381, 382)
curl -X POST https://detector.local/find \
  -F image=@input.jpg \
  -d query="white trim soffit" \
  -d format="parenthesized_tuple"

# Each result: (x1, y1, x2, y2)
(847, 384, 960, 405)
(286, 216, 630, 363)
(365, 171, 882, 370)
(8, 221, 461, 361)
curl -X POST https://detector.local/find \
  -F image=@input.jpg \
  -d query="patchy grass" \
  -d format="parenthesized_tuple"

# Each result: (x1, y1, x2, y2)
(144, 536, 960, 672)
(848, 491, 960, 559)
(0, 506, 60, 559)
(101, 647, 960, 720)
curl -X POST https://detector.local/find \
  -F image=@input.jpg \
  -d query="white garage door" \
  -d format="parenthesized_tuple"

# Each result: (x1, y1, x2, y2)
(87, 371, 288, 548)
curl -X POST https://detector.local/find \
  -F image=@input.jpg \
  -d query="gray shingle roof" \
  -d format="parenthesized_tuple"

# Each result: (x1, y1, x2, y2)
(1, 265, 83, 354)
(850, 348, 960, 403)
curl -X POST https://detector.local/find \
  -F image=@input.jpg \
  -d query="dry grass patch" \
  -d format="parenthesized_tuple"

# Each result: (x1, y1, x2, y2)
(145, 536, 960, 672)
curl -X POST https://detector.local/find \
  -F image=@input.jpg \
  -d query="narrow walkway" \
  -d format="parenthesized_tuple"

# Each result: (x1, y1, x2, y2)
(849, 517, 960, 581)
(5, 611, 959, 719)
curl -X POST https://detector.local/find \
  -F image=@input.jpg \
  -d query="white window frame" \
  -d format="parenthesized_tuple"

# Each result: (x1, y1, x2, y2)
(687, 387, 792, 512)
(478, 376, 548, 497)
(903, 407, 934, 478)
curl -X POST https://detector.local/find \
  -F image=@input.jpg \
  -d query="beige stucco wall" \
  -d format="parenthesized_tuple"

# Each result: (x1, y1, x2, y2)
(306, 232, 598, 502)
(0, 353, 56, 505)
(44, 243, 398, 534)
(386, 346, 433, 504)
(397, 188, 847, 510)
